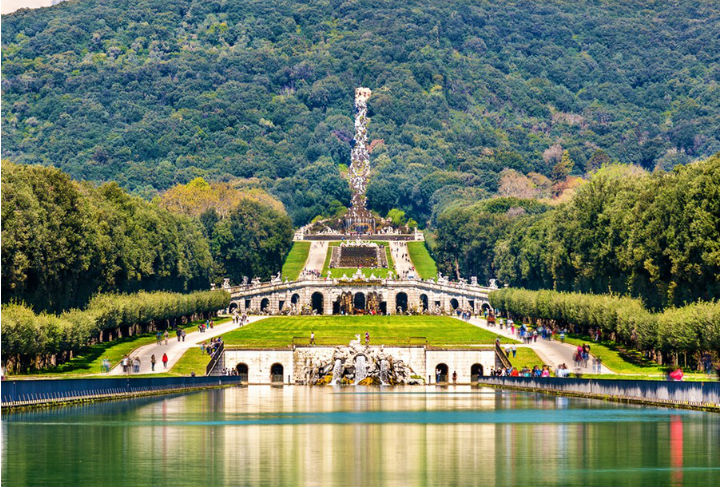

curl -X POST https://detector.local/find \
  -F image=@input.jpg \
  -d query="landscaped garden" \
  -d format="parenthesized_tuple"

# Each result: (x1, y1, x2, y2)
(220, 315, 511, 348)
(321, 241, 396, 278)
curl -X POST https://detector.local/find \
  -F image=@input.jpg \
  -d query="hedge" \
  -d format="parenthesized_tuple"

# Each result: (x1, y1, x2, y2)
(1, 290, 230, 372)
(489, 288, 719, 354)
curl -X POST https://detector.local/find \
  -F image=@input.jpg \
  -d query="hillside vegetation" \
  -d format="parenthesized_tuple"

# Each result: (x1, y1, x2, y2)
(3, 0, 720, 225)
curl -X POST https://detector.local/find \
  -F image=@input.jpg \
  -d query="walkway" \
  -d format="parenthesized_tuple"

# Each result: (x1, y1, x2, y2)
(465, 317, 612, 374)
(389, 241, 416, 278)
(109, 316, 267, 375)
(302, 241, 328, 276)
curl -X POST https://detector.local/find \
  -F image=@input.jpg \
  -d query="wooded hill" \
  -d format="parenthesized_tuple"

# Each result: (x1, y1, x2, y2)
(3, 0, 720, 225)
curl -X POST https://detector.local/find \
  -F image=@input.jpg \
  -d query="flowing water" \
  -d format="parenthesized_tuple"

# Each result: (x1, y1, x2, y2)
(2, 386, 719, 486)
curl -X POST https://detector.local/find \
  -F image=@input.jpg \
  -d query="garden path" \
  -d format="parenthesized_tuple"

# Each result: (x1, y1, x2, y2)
(465, 316, 613, 374)
(303, 241, 328, 276)
(389, 241, 416, 278)
(108, 316, 267, 375)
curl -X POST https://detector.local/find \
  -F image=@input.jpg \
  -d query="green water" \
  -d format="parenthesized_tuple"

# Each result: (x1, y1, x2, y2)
(2, 386, 719, 486)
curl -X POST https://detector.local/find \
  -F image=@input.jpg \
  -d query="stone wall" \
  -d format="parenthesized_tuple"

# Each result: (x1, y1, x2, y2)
(224, 346, 497, 384)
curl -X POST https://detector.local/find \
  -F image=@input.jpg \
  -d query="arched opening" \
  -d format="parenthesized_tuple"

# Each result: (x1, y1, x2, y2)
(396, 292, 408, 313)
(379, 301, 387, 315)
(471, 363, 484, 382)
(291, 293, 300, 305)
(435, 363, 449, 383)
(450, 298, 459, 310)
(270, 363, 284, 383)
(481, 303, 491, 313)
(228, 302, 239, 314)
(353, 292, 366, 313)
(336, 291, 352, 314)
(236, 363, 248, 381)
(311, 292, 324, 314)
(420, 294, 429, 311)
(366, 292, 381, 314)
(260, 298, 270, 312)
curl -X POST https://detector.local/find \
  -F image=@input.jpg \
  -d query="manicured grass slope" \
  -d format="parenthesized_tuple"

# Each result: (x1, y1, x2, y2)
(407, 242, 437, 279)
(169, 348, 212, 376)
(507, 347, 545, 369)
(281, 241, 311, 280)
(222, 316, 505, 347)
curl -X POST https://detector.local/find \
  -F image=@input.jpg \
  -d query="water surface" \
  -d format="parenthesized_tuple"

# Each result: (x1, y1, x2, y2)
(3, 386, 719, 486)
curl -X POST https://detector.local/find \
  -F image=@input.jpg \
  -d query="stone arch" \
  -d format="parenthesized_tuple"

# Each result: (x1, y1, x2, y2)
(396, 292, 408, 313)
(419, 294, 429, 311)
(353, 292, 366, 312)
(450, 298, 459, 310)
(311, 292, 324, 314)
(435, 363, 449, 383)
(366, 292, 381, 314)
(291, 293, 300, 305)
(236, 363, 248, 381)
(260, 298, 270, 312)
(270, 363, 284, 383)
(481, 303, 491, 313)
(336, 291, 352, 314)
(228, 302, 239, 314)
(471, 363, 484, 382)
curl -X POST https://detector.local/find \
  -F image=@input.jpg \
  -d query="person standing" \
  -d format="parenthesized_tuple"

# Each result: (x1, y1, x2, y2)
(151, 354, 157, 371)
(452, 371, 457, 384)
(164, 330, 169, 345)
(365, 331, 370, 345)
(181, 330, 186, 342)
(162, 353, 169, 369)
(511, 344, 517, 358)
(310, 331, 315, 345)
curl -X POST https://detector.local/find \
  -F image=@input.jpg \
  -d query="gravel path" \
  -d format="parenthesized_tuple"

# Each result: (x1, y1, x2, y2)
(302, 241, 328, 276)
(389, 241, 416, 278)
(465, 316, 613, 374)
(108, 316, 267, 375)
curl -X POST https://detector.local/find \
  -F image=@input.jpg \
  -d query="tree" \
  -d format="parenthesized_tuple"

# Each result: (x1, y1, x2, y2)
(551, 150, 574, 182)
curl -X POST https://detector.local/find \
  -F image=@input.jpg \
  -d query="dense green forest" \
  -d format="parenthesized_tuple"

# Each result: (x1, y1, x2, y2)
(435, 154, 720, 310)
(3, 0, 720, 225)
(1, 162, 291, 312)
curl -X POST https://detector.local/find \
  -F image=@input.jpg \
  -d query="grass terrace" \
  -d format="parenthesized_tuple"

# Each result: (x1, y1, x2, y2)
(221, 315, 511, 348)
(407, 241, 437, 279)
(282, 241, 311, 280)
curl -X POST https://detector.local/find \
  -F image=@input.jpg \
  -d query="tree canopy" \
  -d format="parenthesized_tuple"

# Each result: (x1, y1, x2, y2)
(3, 0, 719, 225)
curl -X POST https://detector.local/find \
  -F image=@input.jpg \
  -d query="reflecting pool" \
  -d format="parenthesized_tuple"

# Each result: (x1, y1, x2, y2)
(2, 386, 719, 486)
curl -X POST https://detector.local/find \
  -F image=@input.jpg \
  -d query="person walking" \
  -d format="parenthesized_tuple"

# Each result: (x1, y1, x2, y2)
(365, 331, 370, 345)
(151, 354, 157, 371)
(452, 371, 457, 384)
(163, 330, 169, 345)
(309, 331, 315, 345)
(511, 344, 517, 358)
(162, 353, 169, 369)
(181, 330, 186, 342)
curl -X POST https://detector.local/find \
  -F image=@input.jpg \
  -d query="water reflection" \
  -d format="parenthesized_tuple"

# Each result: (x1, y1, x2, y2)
(3, 386, 719, 487)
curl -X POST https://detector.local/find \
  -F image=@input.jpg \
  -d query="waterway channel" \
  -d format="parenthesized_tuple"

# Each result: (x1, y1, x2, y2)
(2, 386, 719, 486)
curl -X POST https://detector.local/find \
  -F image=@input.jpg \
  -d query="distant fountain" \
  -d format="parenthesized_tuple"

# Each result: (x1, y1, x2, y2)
(354, 355, 368, 384)
(379, 359, 390, 385)
(332, 358, 343, 385)
(345, 87, 376, 234)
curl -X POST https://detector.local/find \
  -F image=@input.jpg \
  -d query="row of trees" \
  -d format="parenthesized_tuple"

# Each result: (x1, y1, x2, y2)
(434, 155, 720, 309)
(3, 0, 719, 225)
(489, 288, 719, 361)
(1, 290, 230, 373)
(2, 164, 293, 313)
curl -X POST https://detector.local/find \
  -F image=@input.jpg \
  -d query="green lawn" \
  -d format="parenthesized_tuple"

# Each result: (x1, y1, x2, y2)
(407, 241, 437, 279)
(169, 348, 212, 376)
(321, 241, 396, 278)
(282, 241, 311, 280)
(505, 347, 545, 369)
(221, 315, 509, 348)
(563, 335, 668, 375)
(10, 317, 230, 378)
